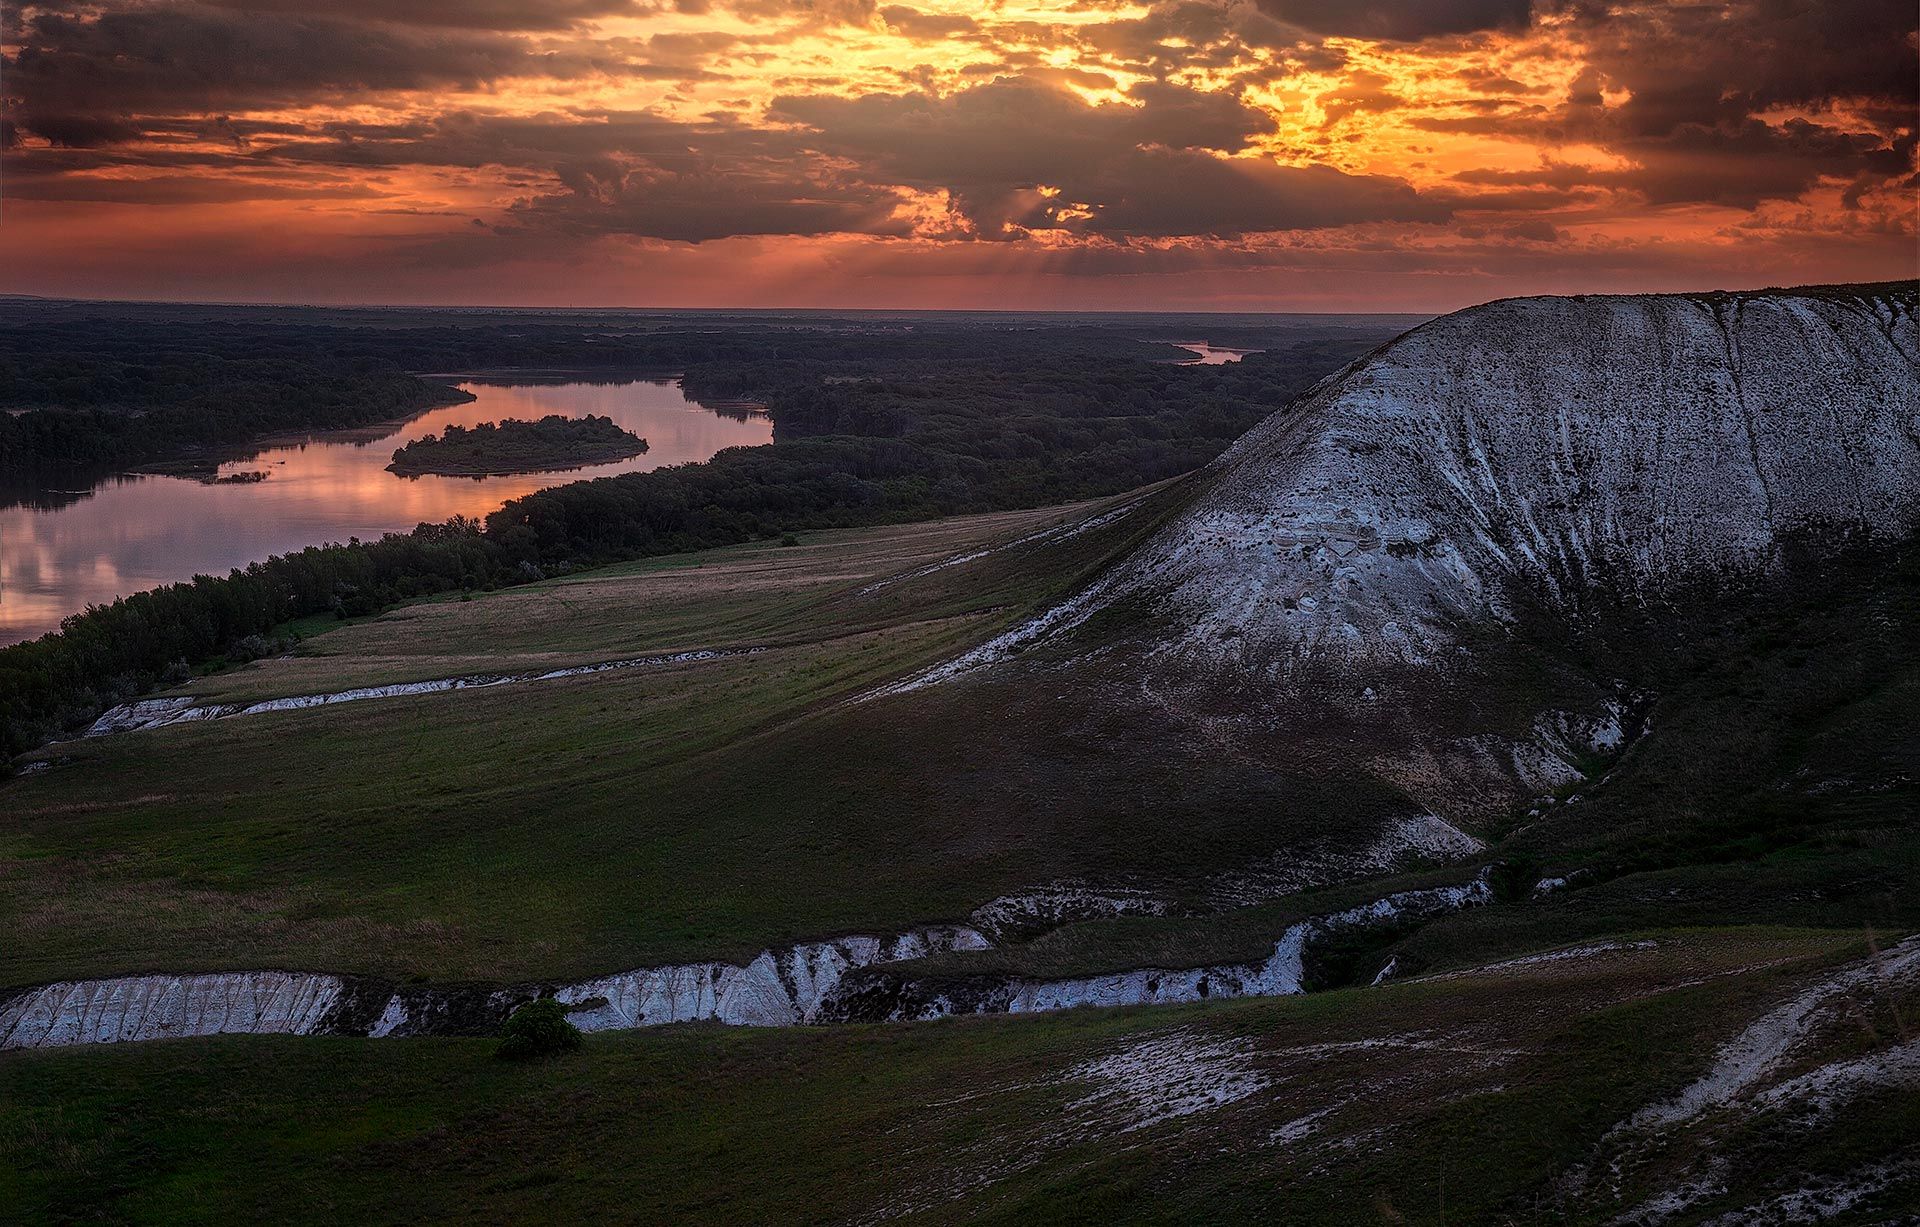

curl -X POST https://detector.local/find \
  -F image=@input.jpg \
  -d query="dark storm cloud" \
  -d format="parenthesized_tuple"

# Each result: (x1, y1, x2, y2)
(1592, 7, 1911, 109)
(503, 164, 907, 242)
(722, 0, 878, 24)
(1076, 2, 1292, 71)
(3, 173, 387, 204)
(200, 0, 640, 30)
(1433, 0, 1917, 208)
(2, 0, 1910, 258)
(1, 1, 625, 146)
(250, 109, 762, 171)
(1559, 0, 1916, 129)
(1560, 0, 1918, 200)
(772, 76, 1445, 237)
(12, 112, 145, 148)
(1254, 0, 1531, 40)
(245, 109, 904, 242)
(771, 75, 1269, 176)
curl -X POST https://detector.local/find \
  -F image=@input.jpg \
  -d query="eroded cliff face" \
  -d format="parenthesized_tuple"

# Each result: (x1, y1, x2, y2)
(0, 927, 992, 1050)
(0, 972, 344, 1049)
(0, 878, 1501, 1048)
(900, 287, 1920, 688)
(817, 876, 1493, 1024)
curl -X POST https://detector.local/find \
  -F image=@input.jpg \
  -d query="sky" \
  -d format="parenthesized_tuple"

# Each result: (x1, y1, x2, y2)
(0, 0, 1914, 311)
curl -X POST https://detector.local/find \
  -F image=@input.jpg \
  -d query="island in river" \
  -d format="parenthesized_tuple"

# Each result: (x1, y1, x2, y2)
(388, 415, 649, 477)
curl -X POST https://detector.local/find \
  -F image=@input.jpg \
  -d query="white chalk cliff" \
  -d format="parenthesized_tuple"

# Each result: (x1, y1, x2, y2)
(898, 287, 1920, 687)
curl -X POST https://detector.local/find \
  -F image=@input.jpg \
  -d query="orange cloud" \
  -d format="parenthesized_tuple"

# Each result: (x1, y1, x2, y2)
(0, 0, 1912, 308)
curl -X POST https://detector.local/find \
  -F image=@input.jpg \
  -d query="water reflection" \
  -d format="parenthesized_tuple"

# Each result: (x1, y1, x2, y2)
(1171, 342, 1257, 365)
(0, 378, 772, 645)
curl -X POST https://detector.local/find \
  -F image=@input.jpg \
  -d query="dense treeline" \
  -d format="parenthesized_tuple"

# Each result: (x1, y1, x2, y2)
(0, 301, 1389, 477)
(0, 519, 526, 754)
(0, 306, 1399, 759)
(490, 337, 1363, 558)
(0, 344, 471, 473)
(388, 415, 646, 476)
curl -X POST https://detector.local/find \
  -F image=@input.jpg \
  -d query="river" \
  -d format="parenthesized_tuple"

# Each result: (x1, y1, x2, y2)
(0, 376, 773, 646)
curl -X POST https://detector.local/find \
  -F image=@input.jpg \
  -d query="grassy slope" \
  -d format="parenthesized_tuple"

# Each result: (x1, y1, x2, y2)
(3, 493, 1918, 1222)
(14, 487, 1325, 986)
(3, 928, 1912, 1224)
(5, 491, 1919, 996)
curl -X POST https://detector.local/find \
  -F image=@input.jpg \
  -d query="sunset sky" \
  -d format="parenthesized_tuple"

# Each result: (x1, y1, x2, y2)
(1, 0, 1914, 310)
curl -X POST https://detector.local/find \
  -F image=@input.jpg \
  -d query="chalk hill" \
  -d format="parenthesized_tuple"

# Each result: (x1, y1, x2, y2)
(921, 284, 1920, 694)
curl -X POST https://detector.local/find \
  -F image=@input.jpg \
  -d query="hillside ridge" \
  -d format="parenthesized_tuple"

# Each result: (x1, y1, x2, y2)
(897, 283, 1920, 692)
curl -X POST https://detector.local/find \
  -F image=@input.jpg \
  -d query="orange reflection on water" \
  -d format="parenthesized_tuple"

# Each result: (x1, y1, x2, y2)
(0, 378, 773, 645)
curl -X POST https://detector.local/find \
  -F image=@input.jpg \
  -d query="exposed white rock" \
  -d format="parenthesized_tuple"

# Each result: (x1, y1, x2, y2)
(85, 647, 763, 737)
(533, 925, 990, 1032)
(1062, 1028, 1270, 1133)
(0, 972, 344, 1050)
(968, 884, 1172, 942)
(1491, 700, 1634, 792)
(1628, 934, 1920, 1130)
(0, 879, 1491, 1046)
(1751, 1039, 1920, 1121)
(83, 696, 214, 736)
(1270, 1106, 1338, 1145)
(1427, 940, 1659, 982)
(836, 875, 1494, 1023)
(366, 994, 410, 1039)
(1005, 944, 1306, 1016)
(1207, 811, 1486, 908)
(1371, 812, 1487, 864)
(552, 960, 751, 1029)
(886, 289, 1920, 689)
(1693, 1160, 1919, 1226)
(1008, 877, 1492, 1016)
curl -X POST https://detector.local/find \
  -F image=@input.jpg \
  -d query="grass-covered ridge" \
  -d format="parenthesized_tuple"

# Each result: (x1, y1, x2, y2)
(388, 415, 647, 477)
(0, 491, 1212, 987)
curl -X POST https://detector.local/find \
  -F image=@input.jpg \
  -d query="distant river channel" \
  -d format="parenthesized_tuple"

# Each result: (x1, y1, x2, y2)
(0, 376, 774, 646)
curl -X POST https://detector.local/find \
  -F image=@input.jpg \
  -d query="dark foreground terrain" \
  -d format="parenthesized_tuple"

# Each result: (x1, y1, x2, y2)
(2, 284, 1917, 1223)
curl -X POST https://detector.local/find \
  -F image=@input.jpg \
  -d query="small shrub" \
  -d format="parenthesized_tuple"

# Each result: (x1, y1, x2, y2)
(779, 533, 800, 547)
(495, 998, 583, 1061)
(229, 633, 287, 663)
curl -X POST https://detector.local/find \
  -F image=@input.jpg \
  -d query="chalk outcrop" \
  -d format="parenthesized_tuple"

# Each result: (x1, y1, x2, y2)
(0, 926, 989, 1050)
(890, 287, 1920, 689)
(968, 884, 1173, 943)
(84, 647, 762, 738)
(0, 972, 344, 1049)
(0, 877, 1492, 1048)
(548, 928, 991, 1032)
(818, 874, 1493, 1023)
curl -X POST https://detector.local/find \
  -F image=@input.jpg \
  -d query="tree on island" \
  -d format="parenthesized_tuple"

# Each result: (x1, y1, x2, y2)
(388, 414, 648, 477)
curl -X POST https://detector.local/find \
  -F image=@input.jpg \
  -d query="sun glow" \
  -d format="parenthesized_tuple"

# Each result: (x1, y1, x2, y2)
(0, 0, 1910, 308)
